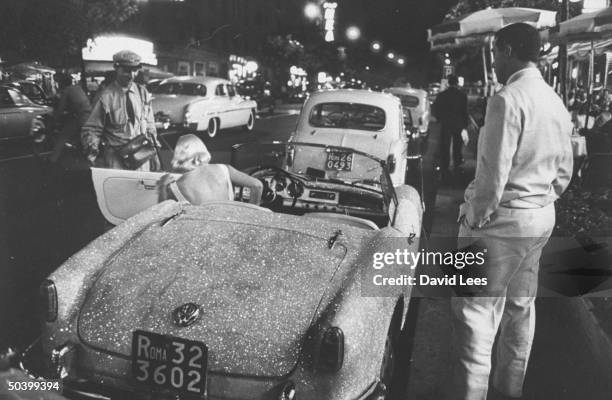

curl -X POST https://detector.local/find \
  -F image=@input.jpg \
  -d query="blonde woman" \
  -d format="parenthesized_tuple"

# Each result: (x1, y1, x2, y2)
(159, 134, 263, 205)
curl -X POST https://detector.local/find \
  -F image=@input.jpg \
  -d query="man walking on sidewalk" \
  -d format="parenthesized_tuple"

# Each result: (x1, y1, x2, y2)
(451, 23, 573, 400)
(432, 74, 469, 177)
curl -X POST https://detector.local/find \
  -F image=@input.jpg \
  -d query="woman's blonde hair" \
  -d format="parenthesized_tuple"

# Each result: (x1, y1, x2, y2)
(171, 134, 211, 172)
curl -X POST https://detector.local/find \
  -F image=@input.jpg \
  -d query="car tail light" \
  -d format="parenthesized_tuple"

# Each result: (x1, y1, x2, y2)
(287, 145, 295, 167)
(40, 279, 57, 322)
(318, 327, 344, 371)
(387, 155, 396, 174)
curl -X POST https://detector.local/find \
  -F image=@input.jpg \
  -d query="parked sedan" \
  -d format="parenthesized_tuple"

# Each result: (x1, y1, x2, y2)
(383, 87, 430, 136)
(0, 84, 53, 141)
(151, 76, 257, 138)
(290, 89, 413, 187)
(37, 142, 423, 400)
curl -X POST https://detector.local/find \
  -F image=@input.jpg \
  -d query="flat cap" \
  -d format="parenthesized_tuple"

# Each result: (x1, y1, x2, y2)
(113, 50, 141, 68)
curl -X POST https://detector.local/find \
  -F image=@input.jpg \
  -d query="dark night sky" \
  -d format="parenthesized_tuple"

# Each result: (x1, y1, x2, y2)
(337, 0, 459, 55)
(332, 0, 459, 84)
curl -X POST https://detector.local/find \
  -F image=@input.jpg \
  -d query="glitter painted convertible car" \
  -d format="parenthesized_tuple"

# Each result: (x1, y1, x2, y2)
(38, 142, 423, 400)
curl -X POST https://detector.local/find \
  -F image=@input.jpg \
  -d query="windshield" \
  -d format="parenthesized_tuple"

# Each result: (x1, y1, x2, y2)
(152, 82, 207, 96)
(308, 102, 386, 131)
(231, 141, 389, 189)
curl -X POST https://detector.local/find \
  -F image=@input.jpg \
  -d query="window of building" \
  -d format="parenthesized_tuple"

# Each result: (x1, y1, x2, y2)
(195, 62, 205, 76)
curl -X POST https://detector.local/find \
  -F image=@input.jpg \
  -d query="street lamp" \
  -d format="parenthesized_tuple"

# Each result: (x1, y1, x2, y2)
(371, 41, 382, 52)
(397, 57, 405, 66)
(304, 2, 321, 20)
(346, 26, 361, 41)
(387, 52, 395, 60)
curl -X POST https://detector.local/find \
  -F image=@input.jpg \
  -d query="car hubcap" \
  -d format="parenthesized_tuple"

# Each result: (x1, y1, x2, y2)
(208, 119, 217, 137)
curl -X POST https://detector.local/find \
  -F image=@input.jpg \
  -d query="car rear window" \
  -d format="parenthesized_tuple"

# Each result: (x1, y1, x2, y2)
(152, 82, 207, 96)
(397, 95, 419, 108)
(308, 102, 386, 131)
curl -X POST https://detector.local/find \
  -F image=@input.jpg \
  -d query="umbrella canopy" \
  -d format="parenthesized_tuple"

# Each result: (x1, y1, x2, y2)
(429, 7, 557, 44)
(558, 7, 612, 42)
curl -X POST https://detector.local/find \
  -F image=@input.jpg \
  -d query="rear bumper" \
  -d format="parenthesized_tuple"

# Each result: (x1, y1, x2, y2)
(59, 378, 382, 400)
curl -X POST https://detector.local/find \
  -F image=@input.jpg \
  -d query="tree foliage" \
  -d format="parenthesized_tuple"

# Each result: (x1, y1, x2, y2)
(445, 0, 582, 20)
(0, 0, 140, 66)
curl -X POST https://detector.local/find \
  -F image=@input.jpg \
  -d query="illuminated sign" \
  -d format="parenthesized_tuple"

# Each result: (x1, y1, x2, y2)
(323, 2, 337, 42)
(82, 35, 157, 65)
(583, 0, 608, 13)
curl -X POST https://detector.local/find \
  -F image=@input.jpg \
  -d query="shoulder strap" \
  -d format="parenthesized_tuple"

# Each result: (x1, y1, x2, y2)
(168, 181, 189, 203)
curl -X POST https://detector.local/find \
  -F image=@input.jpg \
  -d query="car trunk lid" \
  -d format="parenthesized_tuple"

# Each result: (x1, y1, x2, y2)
(78, 218, 347, 377)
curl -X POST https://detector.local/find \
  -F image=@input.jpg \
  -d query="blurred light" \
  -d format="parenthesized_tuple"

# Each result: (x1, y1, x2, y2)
(304, 2, 321, 20)
(245, 61, 258, 74)
(365, 66, 370, 71)
(318, 72, 327, 83)
(444, 58, 451, 65)
(346, 26, 361, 41)
(397, 57, 405, 65)
(371, 41, 382, 52)
(572, 67, 578, 79)
(387, 52, 395, 59)
(325, 31, 334, 42)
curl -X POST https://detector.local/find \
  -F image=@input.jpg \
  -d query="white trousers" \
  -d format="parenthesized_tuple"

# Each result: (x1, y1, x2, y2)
(450, 203, 555, 400)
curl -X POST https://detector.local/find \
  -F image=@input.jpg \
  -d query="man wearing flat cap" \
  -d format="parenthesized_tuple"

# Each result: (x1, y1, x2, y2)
(81, 49, 160, 170)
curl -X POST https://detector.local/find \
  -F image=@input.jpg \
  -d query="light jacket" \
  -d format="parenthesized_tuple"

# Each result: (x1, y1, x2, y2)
(81, 81, 157, 152)
(462, 68, 574, 228)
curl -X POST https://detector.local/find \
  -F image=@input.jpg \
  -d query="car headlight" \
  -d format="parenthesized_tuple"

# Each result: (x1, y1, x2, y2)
(317, 327, 344, 372)
(39, 279, 57, 322)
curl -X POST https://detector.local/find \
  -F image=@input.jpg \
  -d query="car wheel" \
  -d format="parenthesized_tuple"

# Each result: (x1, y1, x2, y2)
(244, 110, 255, 132)
(207, 118, 219, 138)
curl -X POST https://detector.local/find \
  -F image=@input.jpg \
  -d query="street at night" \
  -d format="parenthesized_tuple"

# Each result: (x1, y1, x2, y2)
(2, 1, 612, 400)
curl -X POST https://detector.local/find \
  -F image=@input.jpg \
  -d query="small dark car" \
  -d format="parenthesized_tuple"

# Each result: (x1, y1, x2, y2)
(0, 84, 53, 141)
(237, 80, 276, 115)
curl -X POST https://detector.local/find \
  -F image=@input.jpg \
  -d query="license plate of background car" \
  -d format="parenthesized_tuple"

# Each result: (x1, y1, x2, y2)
(326, 150, 353, 171)
(132, 330, 208, 398)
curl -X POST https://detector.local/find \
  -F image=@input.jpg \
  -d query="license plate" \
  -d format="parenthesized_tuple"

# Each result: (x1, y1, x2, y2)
(326, 150, 353, 171)
(132, 330, 207, 397)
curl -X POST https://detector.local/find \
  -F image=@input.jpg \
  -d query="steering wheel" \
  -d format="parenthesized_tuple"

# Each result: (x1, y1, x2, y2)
(245, 166, 304, 207)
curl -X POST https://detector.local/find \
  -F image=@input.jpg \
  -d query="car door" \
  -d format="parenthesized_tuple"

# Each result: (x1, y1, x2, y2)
(227, 84, 249, 126)
(0, 87, 30, 139)
(214, 83, 233, 128)
(91, 168, 180, 225)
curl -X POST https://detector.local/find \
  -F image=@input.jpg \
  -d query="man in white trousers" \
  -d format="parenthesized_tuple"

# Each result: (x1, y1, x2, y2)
(452, 23, 574, 400)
